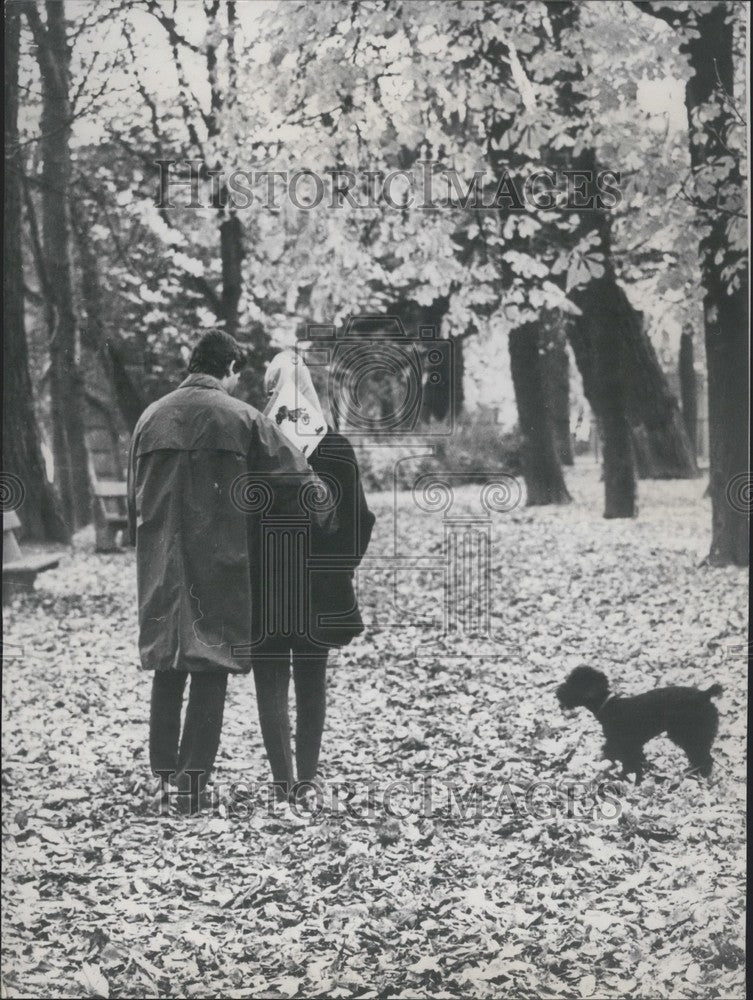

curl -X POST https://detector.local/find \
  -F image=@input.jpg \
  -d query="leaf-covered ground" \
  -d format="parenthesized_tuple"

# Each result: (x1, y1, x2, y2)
(2, 461, 746, 999)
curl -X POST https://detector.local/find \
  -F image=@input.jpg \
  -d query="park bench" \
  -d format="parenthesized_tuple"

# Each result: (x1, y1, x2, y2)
(92, 479, 129, 552)
(3, 509, 60, 603)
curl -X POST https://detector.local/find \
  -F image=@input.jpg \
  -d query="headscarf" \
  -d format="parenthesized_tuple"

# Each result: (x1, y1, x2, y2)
(263, 350, 328, 458)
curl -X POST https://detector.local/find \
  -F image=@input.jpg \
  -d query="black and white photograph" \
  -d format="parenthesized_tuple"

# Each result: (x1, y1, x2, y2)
(1, 1, 749, 997)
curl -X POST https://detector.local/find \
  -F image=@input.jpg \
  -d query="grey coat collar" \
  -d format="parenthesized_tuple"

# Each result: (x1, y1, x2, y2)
(178, 373, 227, 393)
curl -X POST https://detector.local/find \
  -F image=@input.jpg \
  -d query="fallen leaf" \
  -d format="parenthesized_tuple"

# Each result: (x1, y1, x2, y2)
(75, 963, 109, 999)
(579, 973, 596, 998)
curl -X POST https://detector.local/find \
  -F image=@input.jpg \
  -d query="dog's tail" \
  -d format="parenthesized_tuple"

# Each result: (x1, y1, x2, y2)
(704, 683, 723, 699)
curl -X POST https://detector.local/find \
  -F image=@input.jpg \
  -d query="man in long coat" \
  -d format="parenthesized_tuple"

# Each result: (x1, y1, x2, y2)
(127, 330, 329, 810)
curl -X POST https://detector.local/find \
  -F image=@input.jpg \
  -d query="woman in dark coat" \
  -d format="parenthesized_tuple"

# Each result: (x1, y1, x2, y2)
(250, 351, 375, 802)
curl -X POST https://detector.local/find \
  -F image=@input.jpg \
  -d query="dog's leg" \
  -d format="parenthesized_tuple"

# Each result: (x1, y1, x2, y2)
(671, 733, 716, 779)
(668, 704, 718, 780)
(607, 740, 641, 785)
(685, 753, 714, 777)
(634, 756, 645, 785)
(619, 750, 644, 785)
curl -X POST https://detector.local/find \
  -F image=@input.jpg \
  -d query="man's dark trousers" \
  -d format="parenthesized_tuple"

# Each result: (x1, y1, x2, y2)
(150, 671, 228, 811)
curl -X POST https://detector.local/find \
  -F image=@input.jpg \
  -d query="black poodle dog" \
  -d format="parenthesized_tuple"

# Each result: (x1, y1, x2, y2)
(556, 666, 722, 784)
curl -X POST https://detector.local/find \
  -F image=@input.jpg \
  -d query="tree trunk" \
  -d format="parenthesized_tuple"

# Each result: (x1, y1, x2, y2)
(567, 275, 637, 519)
(384, 295, 452, 423)
(561, 170, 694, 487)
(509, 323, 571, 506)
(452, 332, 466, 417)
(540, 2, 634, 515)
(560, 177, 696, 480)
(24, 0, 92, 529)
(632, 0, 748, 564)
(542, 3, 692, 507)
(3, 5, 69, 542)
(702, 252, 749, 564)
(71, 202, 146, 431)
(600, 388, 637, 518)
(684, 5, 748, 565)
(616, 294, 697, 479)
(220, 212, 243, 336)
(484, 87, 571, 492)
(105, 341, 147, 431)
(629, 426, 659, 479)
(679, 330, 697, 456)
(541, 315, 574, 465)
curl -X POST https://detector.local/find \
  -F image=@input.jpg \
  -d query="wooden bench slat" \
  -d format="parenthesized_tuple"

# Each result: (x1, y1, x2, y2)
(2, 509, 61, 602)
(4, 553, 60, 574)
(90, 471, 129, 553)
(3, 510, 22, 531)
(3, 531, 23, 564)
(94, 481, 127, 498)
(100, 497, 128, 517)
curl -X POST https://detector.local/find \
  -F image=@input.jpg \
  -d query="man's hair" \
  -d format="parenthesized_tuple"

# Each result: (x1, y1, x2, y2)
(188, 330, 247, 379)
